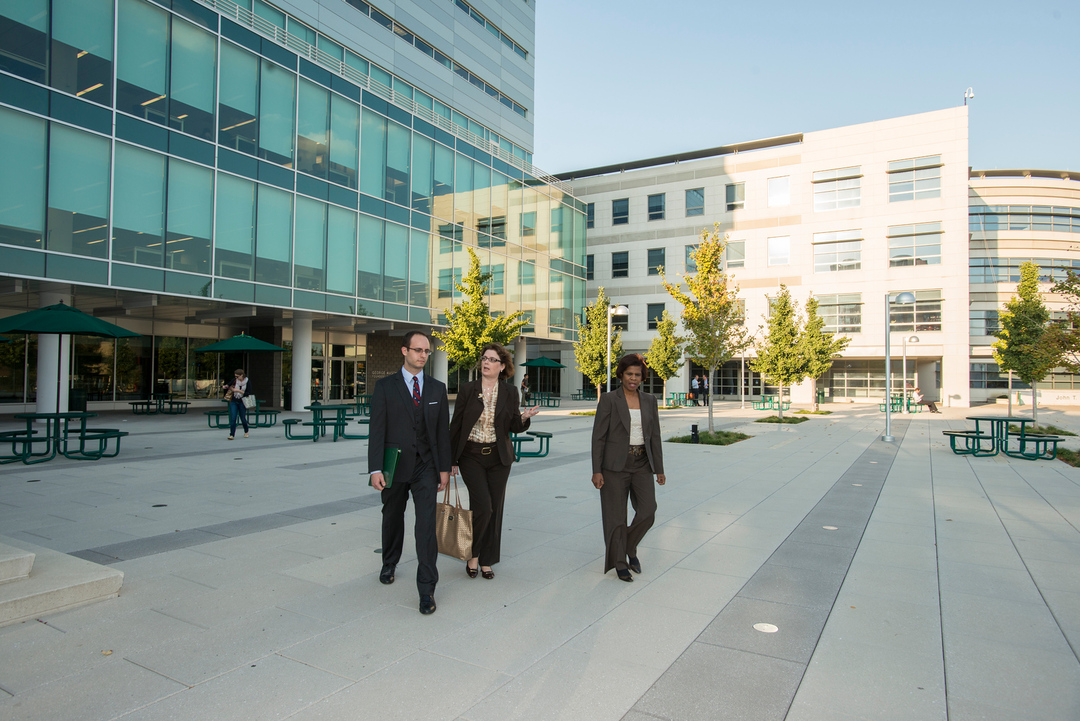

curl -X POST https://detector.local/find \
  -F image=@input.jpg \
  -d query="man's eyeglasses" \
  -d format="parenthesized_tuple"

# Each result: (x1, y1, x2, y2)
(408, 347, 433, 355)
(481, 356, 502, 364)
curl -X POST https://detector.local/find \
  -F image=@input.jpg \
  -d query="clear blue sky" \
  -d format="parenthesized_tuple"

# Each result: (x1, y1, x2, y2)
(532, 0, 1079, 176)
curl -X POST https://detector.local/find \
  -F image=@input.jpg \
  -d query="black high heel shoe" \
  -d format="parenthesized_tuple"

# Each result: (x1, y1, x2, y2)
(481, 567, 494, 580)
(628, 556, 642, 574)
(466, 561, 478, 578)
(616, 569, 634, 582)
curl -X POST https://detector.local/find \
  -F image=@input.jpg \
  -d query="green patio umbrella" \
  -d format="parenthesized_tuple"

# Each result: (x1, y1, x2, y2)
(522, 356, 565, 395)
(194, 334, 285, 353)
(0, 301, 142, 412)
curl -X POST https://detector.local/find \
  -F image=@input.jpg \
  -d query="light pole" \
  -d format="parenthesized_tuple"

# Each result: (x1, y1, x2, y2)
(606, 304, 629, 392)
(883, 292, 916, 442)
(902, 334, 919, 413)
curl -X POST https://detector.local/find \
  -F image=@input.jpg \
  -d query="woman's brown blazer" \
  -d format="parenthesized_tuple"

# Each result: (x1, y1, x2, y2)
(449, 379, 531, 467)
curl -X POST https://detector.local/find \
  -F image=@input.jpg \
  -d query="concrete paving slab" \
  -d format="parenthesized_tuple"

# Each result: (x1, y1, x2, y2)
(697, 596, 830, 664)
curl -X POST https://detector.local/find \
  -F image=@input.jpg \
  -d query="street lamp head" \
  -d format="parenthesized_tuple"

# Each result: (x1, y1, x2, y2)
(893, 292, 916, 305)
(609, 305, 629, 315)
(907, 335, 919, 343)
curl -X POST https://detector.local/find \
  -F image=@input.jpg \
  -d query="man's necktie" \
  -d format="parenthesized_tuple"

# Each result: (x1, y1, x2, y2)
(412, 376, 421, 406)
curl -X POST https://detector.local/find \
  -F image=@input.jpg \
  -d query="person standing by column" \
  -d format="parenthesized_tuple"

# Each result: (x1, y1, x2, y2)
(591, 354, 666, 582)
(690, 374, 700, 406)
(368, 331, 451, 615)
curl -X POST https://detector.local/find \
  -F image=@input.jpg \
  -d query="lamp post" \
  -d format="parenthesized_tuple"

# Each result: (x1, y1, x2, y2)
(902, 335, 919, 413)
(883, 292, 916, 442)
(607, 304, 629, 392)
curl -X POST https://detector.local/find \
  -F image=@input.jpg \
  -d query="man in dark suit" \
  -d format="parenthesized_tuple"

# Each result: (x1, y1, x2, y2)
(368, 330, 451, 615)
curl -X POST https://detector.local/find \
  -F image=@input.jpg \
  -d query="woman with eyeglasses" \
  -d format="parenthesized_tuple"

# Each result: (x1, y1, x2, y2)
(449, 343, 540, 579)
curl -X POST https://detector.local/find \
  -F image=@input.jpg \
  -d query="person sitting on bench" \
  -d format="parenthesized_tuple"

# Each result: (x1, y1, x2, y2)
(912, 387, 940, 414)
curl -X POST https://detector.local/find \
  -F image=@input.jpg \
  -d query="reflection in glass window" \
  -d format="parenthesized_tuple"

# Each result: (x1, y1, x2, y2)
(384, 223, 409, 303)
(116, 0, 169, 124)
(767, 176, 789, 207)
(888, 222, 942, 267)
(613, 198, 628, 225)
(170, 18, 215, 140)
(294, 197, 327, 291)
(586, 202, 594, 228)
(214, 174, 255, 279)
(297, 80, 329, 179)
(0, 108, 46, 249)
(813, 167, 861, 211)
(685, 244, 698, 272)
(814, 294, 862, 333)
(51, 0, 113, 106)
(725, 240, 745, 268)
(112, 143, 165, 267)
(648, 193, 665, 221)
(585, 254, 593, 281)
(521, 211, 536, 237)
(970, 310, 1000, 336)
(648, 248, 665, 275)
(385, 121, 410, 205)
(725, 183, 744, 211)
(47, 123, 110, 258)
(0, 0, 48, 83)
(686, 188, 704, 216)
(258, 60, 295, 165)
(888, 155, 941, 202)
(647, 303, 664, 330)
(328, 94, 359, 188)
(612, 251, 628, 278)
(889, 289, 942, 332)
(327, 206, 357, 296)
(813, 230, 861, 273)
(408, 228, 429, 306)
(357, 214, 384, 300)
(255, 184, 292, 285)
(767, 236, 789, 266)
(166, 159, 212, 275)
(360, 109, 386, 199)
(411, 134, 434, 213)
(218, 43, 259, 154)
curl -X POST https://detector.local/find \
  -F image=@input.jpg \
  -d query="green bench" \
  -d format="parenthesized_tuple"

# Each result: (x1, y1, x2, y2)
(61, 428, 129, 460)
(942, 429, 997, 456)
(752, 395, 790, 411)
(129, 400, 155, 415)
(282, 417, 368, 442)
(667, 392, 688, 407)
(511, 431, 553, 461)
(0, 429, 49, 464)
(205, 399, 278, 429)
(532, 392, 561, 408)
(571, 390, 598, 401)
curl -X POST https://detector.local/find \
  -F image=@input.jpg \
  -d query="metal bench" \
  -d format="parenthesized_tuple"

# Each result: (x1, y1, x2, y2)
(61, 428, 129, 460)
(941, 429, 997, 457)
(129, 400, 156, 415)
(1007, 431, 1062, 460)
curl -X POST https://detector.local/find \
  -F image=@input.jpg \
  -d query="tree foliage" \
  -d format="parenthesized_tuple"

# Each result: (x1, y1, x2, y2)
(660, 224, 751, 431)
(574, 287, 622, 396)
(751, 286, 803, 418)
(645, 309, 684, 401)
(1049, 269, 1080, 373)
(432, 246, 527, 378)
(993, 261, 1059, 421)
(800, 297, 851, 411)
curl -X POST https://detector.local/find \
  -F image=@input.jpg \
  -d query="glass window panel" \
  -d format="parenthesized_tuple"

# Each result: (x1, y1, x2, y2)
(255, 0, 285, 30)
(685, 244, 697, 272)
(0, 0, 48, 83)
(359, 108, 386, 198)
(767, 236, 789, 266)
(46, 123, 109, 257)
(490, 171, 508, 230)
(383, 223, 408, 303)
(726, 240, 745, 268)
(385, 121, 410, 205)
(112, 143, 165, 266)
(432, 142, 454, 220)
(294, 196, 326, 290)
(214, 173, 255, 279)
(0, 107, 46, 249)
(647, 193, 664, 220)
(255, 184, 292, 284)
(612, 251, 628, 278)
(767, 176, 790, 207)
(612, 198, 628, 225)
(328, 94, 359, 189)
(685, 187, 704, 216)
(647, 248, 665, 275)
(165, 159, 212, 275)
(317, 35, 343, 61)
(259, 60, 294, 165)
(326, 205, 356, 295)
(455, 154, 473, 226)
(357, 214, 383, 299)
(408, 229, 429, 306)
(369, 63, 391, 89)
(169, 18, 215, 140)
(218, 43, 259, 154)
(51, 0, 113, 105)
(344, 49, 368, 75)
(297, 79, 329, 178)
(116, 0, 169, 123)
(726, 182, 745, 211)
(410, 133, 434, 213)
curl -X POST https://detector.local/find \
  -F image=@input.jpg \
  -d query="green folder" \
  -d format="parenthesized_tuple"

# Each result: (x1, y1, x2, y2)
(370, 446, 401, 488)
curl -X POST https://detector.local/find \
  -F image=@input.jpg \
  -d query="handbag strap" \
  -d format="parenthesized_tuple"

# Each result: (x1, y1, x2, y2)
(442, 474, 462, 509)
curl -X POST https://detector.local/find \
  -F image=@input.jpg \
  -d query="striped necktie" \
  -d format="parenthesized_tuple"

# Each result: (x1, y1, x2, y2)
(412, 376, 421, 406)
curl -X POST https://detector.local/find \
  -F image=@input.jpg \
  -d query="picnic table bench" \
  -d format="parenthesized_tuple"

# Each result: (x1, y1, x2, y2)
(511, 431, 552, 461)
(667, 392, 688, 407)
(129, 394, 190, 415)
(571, 390, 598, 401)
(532, 392, 560, 408)
(61, 428, 129, 460)
(205, 399, 278, 428)
(879, 394, 921, 413)
(752, 395, 790, 411)
(943, 416, 1062, 460)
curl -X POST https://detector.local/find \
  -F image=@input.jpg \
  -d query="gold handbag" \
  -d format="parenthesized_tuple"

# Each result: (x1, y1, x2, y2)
(435, 476, 473, 561)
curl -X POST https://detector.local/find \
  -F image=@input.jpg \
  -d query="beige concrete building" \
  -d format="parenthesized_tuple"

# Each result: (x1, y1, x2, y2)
(559, 107, 1080, 407)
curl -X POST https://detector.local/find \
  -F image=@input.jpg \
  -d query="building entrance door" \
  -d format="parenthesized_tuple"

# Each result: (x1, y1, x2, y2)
(329, 359, 357, 400)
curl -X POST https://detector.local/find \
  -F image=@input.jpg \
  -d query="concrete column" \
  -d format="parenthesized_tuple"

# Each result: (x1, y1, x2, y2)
(432, 346, 448, 383)
(37, 289, 71, 413)
(514, 337, 526, 391)
(291, 314, 312, 411)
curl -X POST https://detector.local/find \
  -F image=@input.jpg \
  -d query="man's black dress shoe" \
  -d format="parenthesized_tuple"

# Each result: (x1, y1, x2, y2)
(379, 563, 395, 585)
(616, 569, 634, 582)
(628, 556, 641, 574)
(419, 594, 437, 614)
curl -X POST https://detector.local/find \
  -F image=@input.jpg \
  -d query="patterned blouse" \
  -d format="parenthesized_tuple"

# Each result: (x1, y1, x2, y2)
(467, 382, 499, 443)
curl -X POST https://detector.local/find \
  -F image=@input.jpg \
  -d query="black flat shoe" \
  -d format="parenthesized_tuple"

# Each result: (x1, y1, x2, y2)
(419, 594, 436, 614)
(466, 562, 478, 579)
(616, 569, 634, 582)
(379, 563, 395, 585)
(628, 556, 641, 574)
(481, 567, 494, 580)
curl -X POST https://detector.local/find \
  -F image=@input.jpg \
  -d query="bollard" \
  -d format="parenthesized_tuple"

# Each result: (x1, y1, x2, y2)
(691, 424, 699, 444)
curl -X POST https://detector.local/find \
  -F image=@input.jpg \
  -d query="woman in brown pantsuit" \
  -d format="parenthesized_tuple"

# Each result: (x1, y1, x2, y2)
(591, 354, 666, 582)
(450, 343, 539, 579)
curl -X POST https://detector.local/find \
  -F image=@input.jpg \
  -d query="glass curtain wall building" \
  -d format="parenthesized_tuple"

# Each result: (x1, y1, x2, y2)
(0, 0, 586, 407)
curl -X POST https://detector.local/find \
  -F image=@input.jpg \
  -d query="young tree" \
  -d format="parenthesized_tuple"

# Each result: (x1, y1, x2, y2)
(433, 246, 527, 379)
(1049, 269, 1080, 373)
(800, 296, 850, 411)
(751, 285, 804, 419)
(645, 309, 684, 403)
(574, 286, 622, 397)
(993, 261, 1059, 422)
(660, 224, 752, 432)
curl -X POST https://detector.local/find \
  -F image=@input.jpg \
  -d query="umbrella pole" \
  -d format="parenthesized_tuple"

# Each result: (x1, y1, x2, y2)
(56, 334, 64, 414)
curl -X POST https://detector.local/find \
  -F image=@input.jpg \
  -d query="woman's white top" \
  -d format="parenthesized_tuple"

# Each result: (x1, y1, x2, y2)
(628, 408, 644, 445)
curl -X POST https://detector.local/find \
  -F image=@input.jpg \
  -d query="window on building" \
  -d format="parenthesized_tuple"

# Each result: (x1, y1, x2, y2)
(888, 155, 941, 202)
(767, 236, 789, 266)
(970, 362, 1011, 389)
(647, 248, 665, 275)
(725, 240, 745, 269)
(725, 182, 745, 211)
(813, 166, 861, 211)
(586, 202, 594, 228)
(970, 204, 1080, 234)
(685, 244, 698, 272)
(889, 289, 941, 332)
(517, 262, 534, 285)
(970, 310, 1000, 336)
(612, 198, 628, 225)
(521, 210, 536, 236)
(612, 251, 628, 278)
(585, 254, 594, 280)
(647, 303, 665, 330)
(813, 230, 862, 272)
(686, 187, 704, 216)
(647, 193, 665, 221)
(612, 308, 628, 331)
(768, 176, 790, 207)
(814, 294, 862, 334)
(888, 221, 942, 267)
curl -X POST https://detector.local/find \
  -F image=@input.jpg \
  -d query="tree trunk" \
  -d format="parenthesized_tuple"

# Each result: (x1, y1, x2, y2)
(778, 384, 784, 420)
(1031, 380, 1039, 424)
(812, 378, 819, 412)
(707, 367, 715, 433)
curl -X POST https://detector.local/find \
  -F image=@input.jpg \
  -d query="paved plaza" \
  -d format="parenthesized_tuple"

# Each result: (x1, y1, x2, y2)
(1, 401, 1079, 720)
